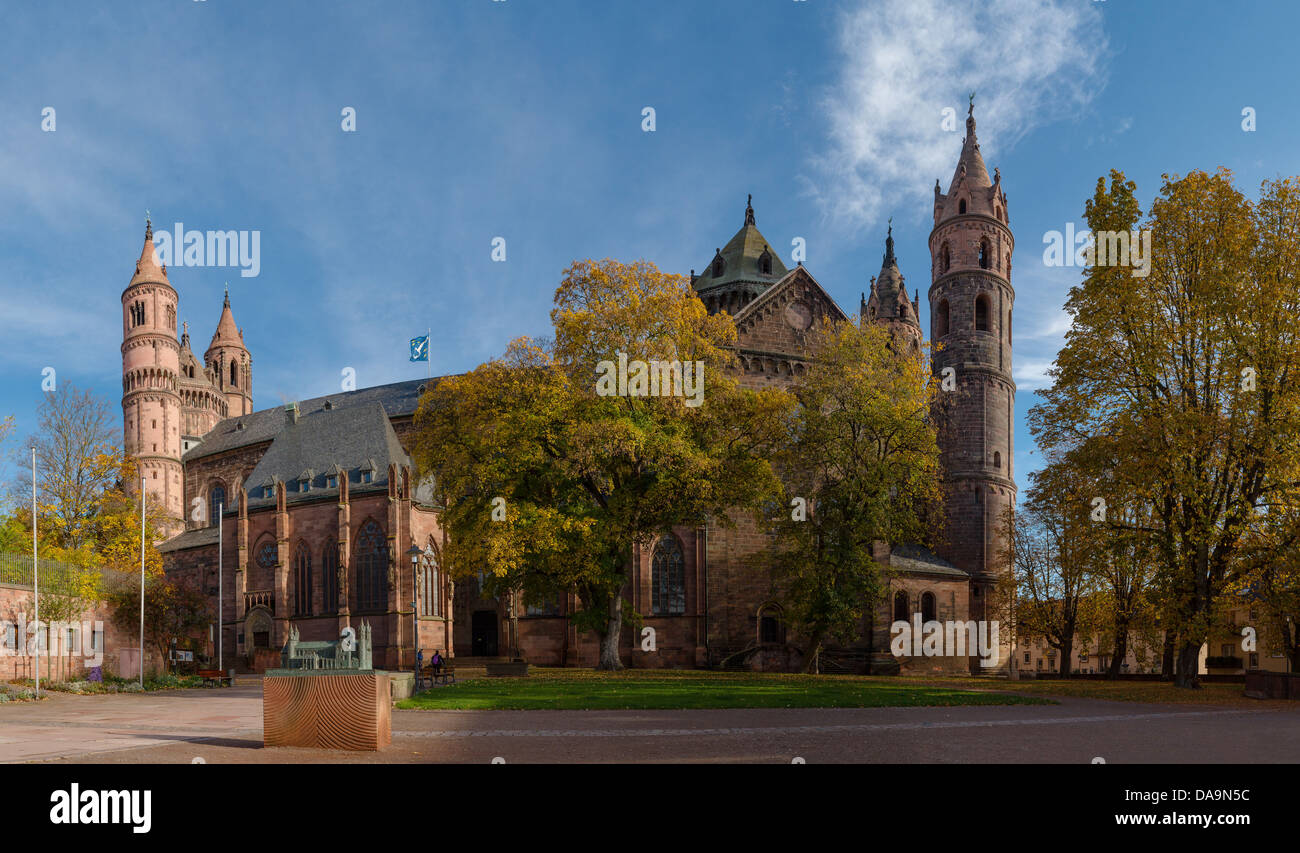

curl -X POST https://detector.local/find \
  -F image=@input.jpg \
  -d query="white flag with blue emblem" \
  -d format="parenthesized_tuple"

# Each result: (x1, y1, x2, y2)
(410, 335, 429, 362)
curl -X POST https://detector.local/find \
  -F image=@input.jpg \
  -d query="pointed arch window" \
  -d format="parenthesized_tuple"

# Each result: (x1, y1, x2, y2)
(936, 299, 950, 338)
(758, 248, 773, 276)
(321, 539, 339, 614)
(939, 243, 951, 274)
(975, 293, 991, 332)
(651, 533, 686, 616)
(293, 543, 313, 617)
(355, 519, 388, 611)
(420, 543, 440, 617)
(209, 483, 226, 528)
(994, 451, 1002, 469)
(230, 361, 238, 387)
(958, 199, 967, 214)
(711, 251, 725, 278)
(921, 591, 937, 623)
(979, 238, 991, 269)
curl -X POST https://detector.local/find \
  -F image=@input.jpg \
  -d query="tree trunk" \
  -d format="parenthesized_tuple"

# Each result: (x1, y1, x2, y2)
(1160, 631, 1175, 680)
(801, 632, 824, 674)
(1058, 636, 1073, 678)
(1107, 619, 1129, 679)
(595, 589, 624, 671)
(1173, 640, 1201, 688)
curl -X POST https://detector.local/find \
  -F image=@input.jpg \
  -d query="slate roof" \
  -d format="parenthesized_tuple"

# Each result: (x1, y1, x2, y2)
(888, 543, 969, 579)
(185, 377, 442, 462)
(241, 402, 412, 510)
(158, 525, 219, 553)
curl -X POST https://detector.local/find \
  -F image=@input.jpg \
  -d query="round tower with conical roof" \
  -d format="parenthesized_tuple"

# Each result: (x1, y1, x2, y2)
(928, 100, 1016, 617)
(204, 287, 253, 417)
(121, 218, 185, 537)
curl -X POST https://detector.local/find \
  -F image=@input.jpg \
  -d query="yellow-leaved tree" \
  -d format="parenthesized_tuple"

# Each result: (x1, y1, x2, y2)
(413, 259, 790, 669)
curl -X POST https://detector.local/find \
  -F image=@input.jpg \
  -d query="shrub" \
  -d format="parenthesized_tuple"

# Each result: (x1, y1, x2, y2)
(1205, 656, 1243, 669)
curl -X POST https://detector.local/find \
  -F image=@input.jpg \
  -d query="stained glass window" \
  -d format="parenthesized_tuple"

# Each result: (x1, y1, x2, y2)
(355, 520, 388, 611)
(294, 543, 312, 617)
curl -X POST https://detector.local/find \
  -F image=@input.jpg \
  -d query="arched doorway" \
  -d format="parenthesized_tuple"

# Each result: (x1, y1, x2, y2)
(471, 610, 498, 657)
(245, 607, 272, 651)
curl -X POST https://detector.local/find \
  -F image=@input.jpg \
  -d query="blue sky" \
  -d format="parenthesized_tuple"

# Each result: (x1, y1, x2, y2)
(2, 0, 1298, 496)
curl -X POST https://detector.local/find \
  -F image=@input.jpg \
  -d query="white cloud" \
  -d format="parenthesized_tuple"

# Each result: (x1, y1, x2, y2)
(809, 0, 1107, 231)
(1013, 359, 1056, 391)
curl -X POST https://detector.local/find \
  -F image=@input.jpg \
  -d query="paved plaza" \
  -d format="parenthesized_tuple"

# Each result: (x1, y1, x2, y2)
(0, 678, 1295, 763)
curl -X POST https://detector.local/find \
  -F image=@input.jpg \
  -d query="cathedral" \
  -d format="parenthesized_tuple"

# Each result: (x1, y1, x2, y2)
(143, 104, 1016, 675)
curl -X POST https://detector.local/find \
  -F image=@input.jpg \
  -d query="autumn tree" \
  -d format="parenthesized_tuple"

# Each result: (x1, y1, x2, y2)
(1237, 504, 1300, 671)
(14, 384, 117, 553)
(769, 320, 941, 672)
(105, 574, 211, 674)
(1032, 169, 1300, 687)
(413, 259, 790, 669)
(998, 460, 1104, 677)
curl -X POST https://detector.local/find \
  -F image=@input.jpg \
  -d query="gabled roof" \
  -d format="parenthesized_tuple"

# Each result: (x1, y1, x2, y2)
(242, 402, 411, 509)
(691, 196, 788, 295)
(732, 264, 849, 325)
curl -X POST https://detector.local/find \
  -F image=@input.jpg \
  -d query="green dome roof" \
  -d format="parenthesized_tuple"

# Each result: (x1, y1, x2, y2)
(692, 195, 788, 295)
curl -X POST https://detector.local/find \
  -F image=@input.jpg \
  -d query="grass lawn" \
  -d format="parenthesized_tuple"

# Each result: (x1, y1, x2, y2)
(926, 676, 1277, 708)
(396, 668, 1055, 710)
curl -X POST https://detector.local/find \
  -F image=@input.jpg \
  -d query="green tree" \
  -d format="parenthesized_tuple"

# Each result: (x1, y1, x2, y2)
(1031, 170, 1300, 687)
(770, 320, 940, 672)
(413, 259, 789, 669)
(105, 574, 211, 675)
(17, 384, 116, 553)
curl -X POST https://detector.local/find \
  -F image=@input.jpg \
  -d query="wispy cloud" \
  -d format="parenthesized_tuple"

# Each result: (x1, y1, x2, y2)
(808, 0, 1107, 231)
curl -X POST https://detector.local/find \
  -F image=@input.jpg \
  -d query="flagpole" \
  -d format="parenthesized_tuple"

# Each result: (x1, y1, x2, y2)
(32, 447, 39, 699)
(139, 470, 145, 688)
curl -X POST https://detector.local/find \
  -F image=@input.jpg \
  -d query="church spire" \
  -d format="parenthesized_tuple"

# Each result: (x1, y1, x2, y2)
(130, 214, 168, 286)
(883, 217, 896, 267)
(744, 193, 755, 227)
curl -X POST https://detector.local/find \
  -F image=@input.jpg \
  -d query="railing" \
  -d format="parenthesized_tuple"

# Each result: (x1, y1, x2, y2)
(0, 552, 133, 592)
(245, 589, 275, 614)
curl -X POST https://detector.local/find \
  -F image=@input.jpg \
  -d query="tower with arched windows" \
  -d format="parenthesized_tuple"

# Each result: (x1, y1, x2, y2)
(121, 219, 185, 538)
(204, 287, 253, 417)
(928, 101, 1016, 616)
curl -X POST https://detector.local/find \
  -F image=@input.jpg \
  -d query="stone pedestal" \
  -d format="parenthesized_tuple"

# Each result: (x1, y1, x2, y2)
(263, 671, 392, 750)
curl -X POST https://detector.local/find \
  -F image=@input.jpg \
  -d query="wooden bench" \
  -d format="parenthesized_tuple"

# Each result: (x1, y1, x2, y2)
(197, 669, 233, 687)
(418, 664, 455, 688)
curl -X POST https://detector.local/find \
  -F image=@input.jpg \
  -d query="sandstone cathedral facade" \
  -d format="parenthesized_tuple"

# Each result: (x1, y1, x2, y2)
(141, 105, 1015, 675)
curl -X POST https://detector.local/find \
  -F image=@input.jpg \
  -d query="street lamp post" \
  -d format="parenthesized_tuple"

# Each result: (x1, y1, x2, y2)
(406, 544, 422, 674)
